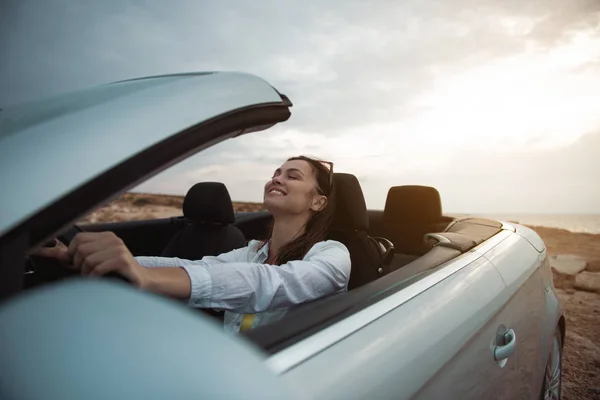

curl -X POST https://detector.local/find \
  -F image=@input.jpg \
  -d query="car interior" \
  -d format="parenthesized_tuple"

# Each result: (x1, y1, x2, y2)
(22, 171, 505, 350)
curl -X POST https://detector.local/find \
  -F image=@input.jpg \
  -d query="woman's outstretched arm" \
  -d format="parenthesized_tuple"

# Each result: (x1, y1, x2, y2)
(36, 232, 350, 312)
(176, 240, 351, 313)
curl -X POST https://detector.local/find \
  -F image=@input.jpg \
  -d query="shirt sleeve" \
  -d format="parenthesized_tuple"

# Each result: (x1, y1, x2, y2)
(182, 240, 351, 314)
(134, 245, 253, 268)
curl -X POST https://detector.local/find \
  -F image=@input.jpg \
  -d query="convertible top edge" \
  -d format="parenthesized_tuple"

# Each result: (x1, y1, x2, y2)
(108, 71, 219, 85)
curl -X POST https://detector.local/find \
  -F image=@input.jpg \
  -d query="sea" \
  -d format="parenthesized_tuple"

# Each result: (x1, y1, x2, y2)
(462, 214, 600, 235)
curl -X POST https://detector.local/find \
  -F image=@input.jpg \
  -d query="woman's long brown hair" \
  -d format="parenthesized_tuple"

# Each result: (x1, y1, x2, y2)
(264, 156, 336, 265)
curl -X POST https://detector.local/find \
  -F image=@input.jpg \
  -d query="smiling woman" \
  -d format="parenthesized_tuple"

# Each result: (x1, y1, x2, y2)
(35, 155, 351, 334)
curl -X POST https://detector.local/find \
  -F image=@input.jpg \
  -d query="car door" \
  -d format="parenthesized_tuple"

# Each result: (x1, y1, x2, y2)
(269, 232, 521, 399)
(481, 230, 549, 399)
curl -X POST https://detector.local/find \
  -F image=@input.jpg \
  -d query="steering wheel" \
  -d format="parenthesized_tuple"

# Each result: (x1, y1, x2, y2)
(25, 225, 131, 288)
(56, 224, 85, 247)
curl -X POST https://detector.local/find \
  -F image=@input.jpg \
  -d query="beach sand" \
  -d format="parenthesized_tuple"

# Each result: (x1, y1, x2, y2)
(80, 193, 600, 398)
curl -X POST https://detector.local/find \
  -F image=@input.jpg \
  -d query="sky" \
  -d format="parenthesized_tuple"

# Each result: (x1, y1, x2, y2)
(1, 0, 600, 213)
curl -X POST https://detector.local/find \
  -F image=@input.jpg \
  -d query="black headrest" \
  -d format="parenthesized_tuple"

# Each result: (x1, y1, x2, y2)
(331, 173, 369, 231)
(384, 185, 442, 224)
(183, 182, 235, 224)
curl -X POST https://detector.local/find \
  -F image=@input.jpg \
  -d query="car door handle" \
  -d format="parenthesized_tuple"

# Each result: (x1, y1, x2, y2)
(494, 328, 517, 361)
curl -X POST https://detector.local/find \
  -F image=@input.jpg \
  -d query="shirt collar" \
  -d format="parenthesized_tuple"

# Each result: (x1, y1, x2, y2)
(257, 240, 270, 261)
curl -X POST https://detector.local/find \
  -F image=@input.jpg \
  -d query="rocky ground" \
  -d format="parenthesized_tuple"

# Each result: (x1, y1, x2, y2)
(534, 226, 600, 399)
(78, 192, 265, 224)
(81, 193, 600, 399)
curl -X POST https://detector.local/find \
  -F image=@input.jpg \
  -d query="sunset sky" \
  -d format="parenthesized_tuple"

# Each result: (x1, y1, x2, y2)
(2, 0, 599, 213)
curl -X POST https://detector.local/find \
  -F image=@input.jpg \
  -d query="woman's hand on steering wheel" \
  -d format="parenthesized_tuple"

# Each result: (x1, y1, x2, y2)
(34, 231, 148, 287)
(35, 239, 72, 267)
(31, 224, 84, 268)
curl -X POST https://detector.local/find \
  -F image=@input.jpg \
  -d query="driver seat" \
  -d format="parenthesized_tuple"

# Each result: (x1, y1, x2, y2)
(160, 182, 246, 259)
(327, 173, 388, 290)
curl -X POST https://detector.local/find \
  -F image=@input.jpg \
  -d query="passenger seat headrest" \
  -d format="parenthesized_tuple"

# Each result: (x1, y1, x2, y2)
(183, 182, 235, 224)
(384, 185, 442, 224)
(331, 173, 369, 231)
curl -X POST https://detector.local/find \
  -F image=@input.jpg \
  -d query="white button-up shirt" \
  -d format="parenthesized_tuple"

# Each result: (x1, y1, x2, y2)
(135, 239, 351, 333)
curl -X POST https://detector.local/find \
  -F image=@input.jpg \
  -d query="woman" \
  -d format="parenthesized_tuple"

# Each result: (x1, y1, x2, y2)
(38, 156, 351, 333)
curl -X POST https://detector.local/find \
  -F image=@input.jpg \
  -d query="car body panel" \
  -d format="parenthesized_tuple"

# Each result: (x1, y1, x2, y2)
(266, 228, 561, 399)
(0, 72, 288, 237)
(277, 254, 517, 399)
(513, 224, 546, 253)
(0, 279, 299, 400)
(265, 230, 513, 374)
(481, 228, 558, 398)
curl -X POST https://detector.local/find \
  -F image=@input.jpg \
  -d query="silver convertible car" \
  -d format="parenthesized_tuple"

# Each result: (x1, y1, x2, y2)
(0, 72, 564, 399)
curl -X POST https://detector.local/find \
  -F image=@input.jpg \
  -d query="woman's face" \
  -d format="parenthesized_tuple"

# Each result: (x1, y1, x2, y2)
(263, 159, 327, 216)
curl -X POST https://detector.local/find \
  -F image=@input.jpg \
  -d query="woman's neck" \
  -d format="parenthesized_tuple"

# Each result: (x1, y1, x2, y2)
(269, 216, 309, 261)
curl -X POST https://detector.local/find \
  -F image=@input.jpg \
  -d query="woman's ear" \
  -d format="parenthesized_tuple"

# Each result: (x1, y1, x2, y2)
(311, 195, 328, 212)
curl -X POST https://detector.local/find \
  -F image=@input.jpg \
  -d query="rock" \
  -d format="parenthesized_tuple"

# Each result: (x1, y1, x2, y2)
(550, 254, 588, 275)
(552, 270, 576, 290)
(574, 271, 600, 294)
(587, 259, 600, 273)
